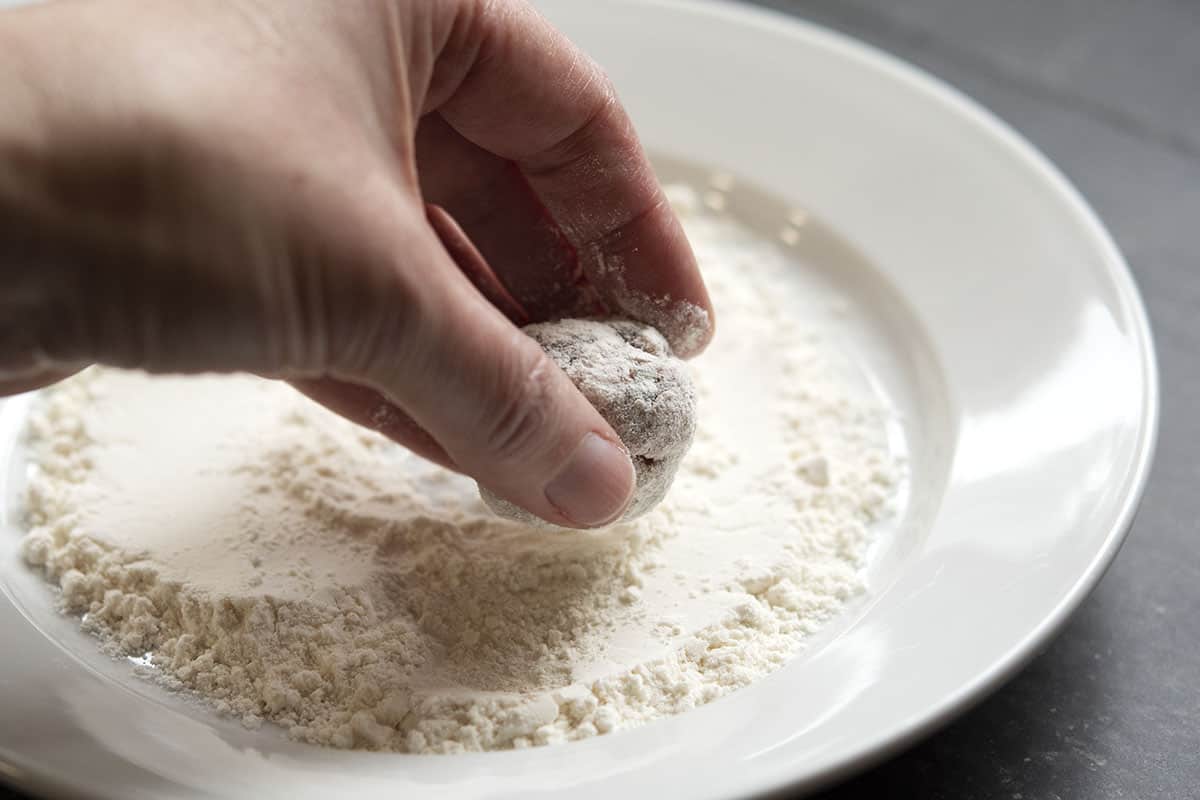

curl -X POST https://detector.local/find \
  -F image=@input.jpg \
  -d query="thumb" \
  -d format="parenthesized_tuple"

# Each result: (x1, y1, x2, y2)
(354, 225, 636, 529)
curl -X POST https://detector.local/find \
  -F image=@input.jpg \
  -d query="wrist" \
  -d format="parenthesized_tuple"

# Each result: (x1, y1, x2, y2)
(0, 10, 51, 214)
(0, 8, 92, 376)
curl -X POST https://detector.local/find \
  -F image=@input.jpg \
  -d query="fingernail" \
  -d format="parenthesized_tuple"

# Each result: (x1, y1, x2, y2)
(545, 433, 635, 527)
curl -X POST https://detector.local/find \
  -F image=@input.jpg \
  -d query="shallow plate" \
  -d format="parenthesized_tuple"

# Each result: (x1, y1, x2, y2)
(0, 0, 1157, 798)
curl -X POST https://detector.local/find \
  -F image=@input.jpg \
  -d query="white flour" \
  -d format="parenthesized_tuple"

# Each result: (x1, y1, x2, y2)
(19, 187, 901, 753)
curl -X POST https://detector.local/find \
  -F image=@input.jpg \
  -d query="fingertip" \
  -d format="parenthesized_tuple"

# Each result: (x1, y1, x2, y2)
(542, 430, 635, 528)
(582, 196, 716, 358)
(665, 298, 716, 359)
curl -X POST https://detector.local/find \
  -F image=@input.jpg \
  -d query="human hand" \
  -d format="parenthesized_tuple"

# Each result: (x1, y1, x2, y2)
(0, 0, 713, 528)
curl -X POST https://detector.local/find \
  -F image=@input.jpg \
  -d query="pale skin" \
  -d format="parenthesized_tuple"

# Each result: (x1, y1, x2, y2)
(0, 0, 714, 528)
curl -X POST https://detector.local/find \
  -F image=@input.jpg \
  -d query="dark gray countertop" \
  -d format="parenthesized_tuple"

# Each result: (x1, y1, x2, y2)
(3, 1, 1197, 799)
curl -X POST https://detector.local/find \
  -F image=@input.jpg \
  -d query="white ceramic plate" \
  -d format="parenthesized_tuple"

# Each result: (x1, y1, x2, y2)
(0, 1, 1157, 798)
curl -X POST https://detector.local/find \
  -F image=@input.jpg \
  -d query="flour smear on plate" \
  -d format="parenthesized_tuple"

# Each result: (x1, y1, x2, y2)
(18, 187, 902, 754)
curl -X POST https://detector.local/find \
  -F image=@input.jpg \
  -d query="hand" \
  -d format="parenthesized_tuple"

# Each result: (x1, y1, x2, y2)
(0, 0, 713, 528)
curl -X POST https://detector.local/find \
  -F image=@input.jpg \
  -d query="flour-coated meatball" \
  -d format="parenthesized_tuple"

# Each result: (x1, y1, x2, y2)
(479, 318, 697, 525)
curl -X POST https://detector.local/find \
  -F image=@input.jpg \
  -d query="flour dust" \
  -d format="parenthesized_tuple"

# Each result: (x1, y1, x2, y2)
(18, 186, 902, 753)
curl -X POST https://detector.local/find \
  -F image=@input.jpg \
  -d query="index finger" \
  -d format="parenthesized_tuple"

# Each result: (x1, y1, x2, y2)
(429, 0, 714, 356)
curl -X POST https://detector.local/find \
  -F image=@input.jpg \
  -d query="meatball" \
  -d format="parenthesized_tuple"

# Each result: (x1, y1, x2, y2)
(479, 318, 698, 525)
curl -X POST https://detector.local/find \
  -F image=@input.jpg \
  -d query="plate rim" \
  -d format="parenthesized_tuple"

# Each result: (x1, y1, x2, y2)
(660, 0, 1160, 796)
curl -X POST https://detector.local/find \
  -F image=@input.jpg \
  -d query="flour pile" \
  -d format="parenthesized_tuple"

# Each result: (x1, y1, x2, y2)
(19, 187, 901, 753)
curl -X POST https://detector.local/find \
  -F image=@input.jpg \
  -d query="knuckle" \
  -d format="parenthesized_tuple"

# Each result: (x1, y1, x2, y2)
(480, 344, 557, 464)
(589, 68, 619, 109)
(319, 203, 428, 377)
(329, 274, 422, 380)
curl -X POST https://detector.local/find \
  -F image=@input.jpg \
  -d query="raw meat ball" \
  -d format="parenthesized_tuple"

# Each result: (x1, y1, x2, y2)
(480, 318, 697, 525)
